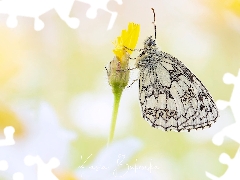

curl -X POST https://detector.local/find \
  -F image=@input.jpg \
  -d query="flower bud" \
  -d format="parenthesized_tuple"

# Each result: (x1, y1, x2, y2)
(107, 52, 130, 94)
(107, 23, 140, 94)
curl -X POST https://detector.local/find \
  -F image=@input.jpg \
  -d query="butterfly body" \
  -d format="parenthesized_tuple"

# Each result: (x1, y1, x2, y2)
(136, 36, 219, 132)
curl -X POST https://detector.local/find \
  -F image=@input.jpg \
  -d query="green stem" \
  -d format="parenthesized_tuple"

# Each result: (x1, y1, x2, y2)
(108, 89, 123, 145)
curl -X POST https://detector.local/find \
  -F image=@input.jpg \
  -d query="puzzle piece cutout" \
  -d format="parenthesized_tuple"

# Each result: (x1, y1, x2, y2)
(24, 155, 60, 180)
(206, 147, 240, 180)
(12, 172, 24, 180)
(0, 126, 14, 177)
(213, 69, 240, 145)
(0, 126, 15, 146)
(0, 102, 76, 179)
(0, 160, 8, 171)
(206, 69, 240, 179)
(0, 0, 122, 30)
(0, 160, 24, 180)
(77, 0, 122, 30)
(0, 0, 79, 31)
(0, 126, 25, 180)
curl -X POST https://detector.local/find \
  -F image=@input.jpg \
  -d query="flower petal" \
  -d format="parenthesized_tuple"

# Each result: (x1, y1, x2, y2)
(113, 22, 140, 62)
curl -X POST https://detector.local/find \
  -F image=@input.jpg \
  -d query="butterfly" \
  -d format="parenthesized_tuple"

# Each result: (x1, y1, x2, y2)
(135, 9, 219, 132)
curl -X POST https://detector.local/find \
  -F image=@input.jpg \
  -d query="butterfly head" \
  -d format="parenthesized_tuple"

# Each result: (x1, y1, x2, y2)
(144, 36, 157, 49)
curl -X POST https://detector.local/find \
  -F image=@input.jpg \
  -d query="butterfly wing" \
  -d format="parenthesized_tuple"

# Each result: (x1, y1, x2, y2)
(138, 51, 219, 132)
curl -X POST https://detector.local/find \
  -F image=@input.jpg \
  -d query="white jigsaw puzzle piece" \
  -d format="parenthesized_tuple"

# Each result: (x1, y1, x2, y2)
(207, 69, 240, 179)
(24, 155, 60, 180)
(0, 0, 79, 31)
(212, 123, 240, 145)
(77, 0, 122, 30)
(213, 69, 240, 145)
(0, 160, 8, 171)
(0, 126, 25, 180)
(0, 102, 75, 179)
(12, 172, 24, 180)
(0, 126, 15, 146)
(0, 160, 25, 180)
(0, 0, 122, 30)
(206, 148, 240, 180)
(216, 70, 240, 120)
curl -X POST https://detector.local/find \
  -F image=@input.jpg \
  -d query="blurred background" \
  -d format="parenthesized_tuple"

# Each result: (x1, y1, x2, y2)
(0, 0, 239, 179)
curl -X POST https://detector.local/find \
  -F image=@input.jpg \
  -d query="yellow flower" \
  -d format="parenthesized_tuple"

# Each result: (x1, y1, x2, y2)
(107, 23, 140, 143)
(113, 23, 140, 63)
(107, 22, 140, 93)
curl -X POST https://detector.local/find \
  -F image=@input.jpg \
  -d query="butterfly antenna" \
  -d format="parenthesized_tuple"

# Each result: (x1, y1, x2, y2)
(151, 8, 156, 39)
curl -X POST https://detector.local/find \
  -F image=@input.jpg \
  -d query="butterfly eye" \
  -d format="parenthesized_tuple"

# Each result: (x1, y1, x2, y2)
(147, 41, 152, 46)
(147, 39, 155, 46)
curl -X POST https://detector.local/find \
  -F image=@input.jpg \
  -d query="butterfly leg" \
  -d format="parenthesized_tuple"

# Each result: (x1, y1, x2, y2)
(127, 78, 139, 88)
(116, 67, 137, 72)
(129, 57, 137, 60)
(124, 46, 143, 52)
(105, 66, 109, 76)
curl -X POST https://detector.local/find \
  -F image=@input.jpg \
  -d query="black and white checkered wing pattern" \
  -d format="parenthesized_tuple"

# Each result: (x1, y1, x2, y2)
(137, 37, 219, 132)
